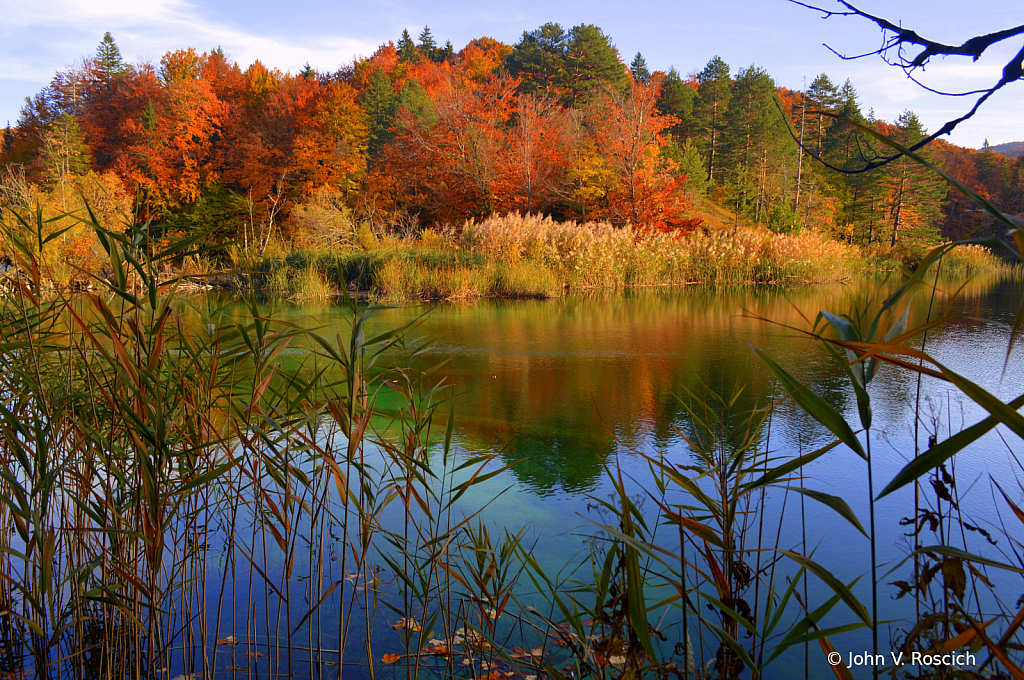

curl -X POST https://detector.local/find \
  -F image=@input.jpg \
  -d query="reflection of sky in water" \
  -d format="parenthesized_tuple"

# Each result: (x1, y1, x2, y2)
(206, 275, 1022, 679)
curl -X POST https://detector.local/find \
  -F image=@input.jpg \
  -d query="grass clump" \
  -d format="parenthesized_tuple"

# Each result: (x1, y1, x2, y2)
(938, 243, 1017, 277)
(289, 262, 334, 300)
(471, 213, 865, 287)
(486, 261, 561, 297)
(241, 212, 1014, 302)
(266, 261, 335, 300)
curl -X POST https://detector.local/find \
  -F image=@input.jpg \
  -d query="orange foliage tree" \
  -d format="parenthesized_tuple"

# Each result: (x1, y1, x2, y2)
(586, 77, 701, 233)
(383, 72, 518, 222)
(499, 94, 572, 213)
(123, 75, 224, 213)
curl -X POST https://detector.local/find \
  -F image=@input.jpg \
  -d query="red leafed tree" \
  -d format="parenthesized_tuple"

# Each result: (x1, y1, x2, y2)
(79, 66, 164, 174)
(589, 76, 701, 233)
(216, 63, 280, 201)
(201, 49, 245, 100)
(458, 38, 513, 83)
(288, 80, 368, 196)
(933, 142, 988, 240)
(160, 48, 203, 84)
(499, 94, 571, 213)
(123, 75, 224, 214)
(351, 43, 402, 90)
(216, 67, 368, 241)
(384, 72, 518, 221)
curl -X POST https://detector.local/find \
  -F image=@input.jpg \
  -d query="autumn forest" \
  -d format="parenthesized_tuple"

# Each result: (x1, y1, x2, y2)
(4, 10, 1024, 679)
(2, 24, 1022, 273)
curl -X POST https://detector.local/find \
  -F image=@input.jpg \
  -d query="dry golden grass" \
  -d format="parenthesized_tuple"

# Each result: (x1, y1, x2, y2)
(468, 212, 865, 287)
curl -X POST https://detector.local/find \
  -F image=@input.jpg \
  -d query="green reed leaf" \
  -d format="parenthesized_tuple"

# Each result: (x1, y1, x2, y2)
(778, 550, 872, 628)
(752, 346, 867, 459)
(878, 392, 1024, 498)
(785, 487, 868, 537)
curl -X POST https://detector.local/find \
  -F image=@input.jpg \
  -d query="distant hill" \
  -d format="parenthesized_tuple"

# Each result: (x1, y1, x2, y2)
(988, 141, 1024, 158)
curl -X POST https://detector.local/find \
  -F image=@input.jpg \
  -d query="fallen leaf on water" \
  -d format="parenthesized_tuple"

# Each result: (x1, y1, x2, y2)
(248, 651, 264, 659)
(425, 645, 450, 656)
(390, 617, 422, 632)
(381, 653, 402, 664)
(217, 636, 238, 646)
(226, 667, 246, 671)
(531, 646, 544, 658)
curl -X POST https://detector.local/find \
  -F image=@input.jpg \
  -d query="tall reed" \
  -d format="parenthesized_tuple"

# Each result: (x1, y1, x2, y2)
(0, 205, 516, 678)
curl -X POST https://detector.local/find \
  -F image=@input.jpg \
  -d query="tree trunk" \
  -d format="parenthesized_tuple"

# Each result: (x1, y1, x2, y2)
(794, 93, 805, 213)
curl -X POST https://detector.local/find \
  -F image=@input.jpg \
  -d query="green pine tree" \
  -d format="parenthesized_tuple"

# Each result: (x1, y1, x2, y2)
(418, 26, 437, 61)
(141, 99, 157, 133)
(720, 65, 787, 222)
(658, 68, 695, 139)
(397, 29, 421, 64)
(630, 52, 650, 83)
(805, 74, 839, 155)
(661, 138, 710, 197)
(440, 40, 455, 62)
(562, 24, 629, 107)
(397, 81, 437, 128)
(884, 111, 945, 248)
(360, 68, 398, 155)
(40, 113, 92, 206)
(818, 80, 880, 243)
(505, 23, 568, 98)
(94, 32, 125, 84)
(693, 56, 732, 183)
(820, 79, 866, 166)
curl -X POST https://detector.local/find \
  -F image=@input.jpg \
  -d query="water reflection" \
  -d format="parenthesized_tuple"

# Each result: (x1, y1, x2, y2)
(190, 272, 1023, 679)
(207, 273, 1019, 500)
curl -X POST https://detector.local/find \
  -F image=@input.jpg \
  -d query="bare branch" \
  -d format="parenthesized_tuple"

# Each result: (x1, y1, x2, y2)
(789, 1, 1024, 165)
(793, 0, 1024, 67)
(903, 74, 990, 98)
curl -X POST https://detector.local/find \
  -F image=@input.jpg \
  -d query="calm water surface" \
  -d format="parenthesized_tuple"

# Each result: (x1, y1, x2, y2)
(210, 275, 1022, 679)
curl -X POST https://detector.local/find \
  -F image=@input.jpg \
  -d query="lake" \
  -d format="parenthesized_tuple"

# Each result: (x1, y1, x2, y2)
(188, 271, 1022, 679)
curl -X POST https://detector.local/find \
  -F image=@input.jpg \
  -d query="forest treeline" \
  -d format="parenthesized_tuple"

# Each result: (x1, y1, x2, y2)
(2, 26, 1022, 258)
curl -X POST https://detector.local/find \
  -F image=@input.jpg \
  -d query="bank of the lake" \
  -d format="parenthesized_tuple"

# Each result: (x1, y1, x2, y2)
(235, 213, 1007, 302)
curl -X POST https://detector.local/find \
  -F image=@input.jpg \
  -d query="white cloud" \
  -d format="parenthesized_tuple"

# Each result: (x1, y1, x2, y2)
(0, 0, 378, 81)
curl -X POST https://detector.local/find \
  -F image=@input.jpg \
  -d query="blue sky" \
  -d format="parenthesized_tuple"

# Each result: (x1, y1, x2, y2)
(2, 0, 1020, 148)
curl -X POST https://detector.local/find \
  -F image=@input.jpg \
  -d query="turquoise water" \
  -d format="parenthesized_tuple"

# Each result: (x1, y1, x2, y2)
(197, 274, 1022, 679)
